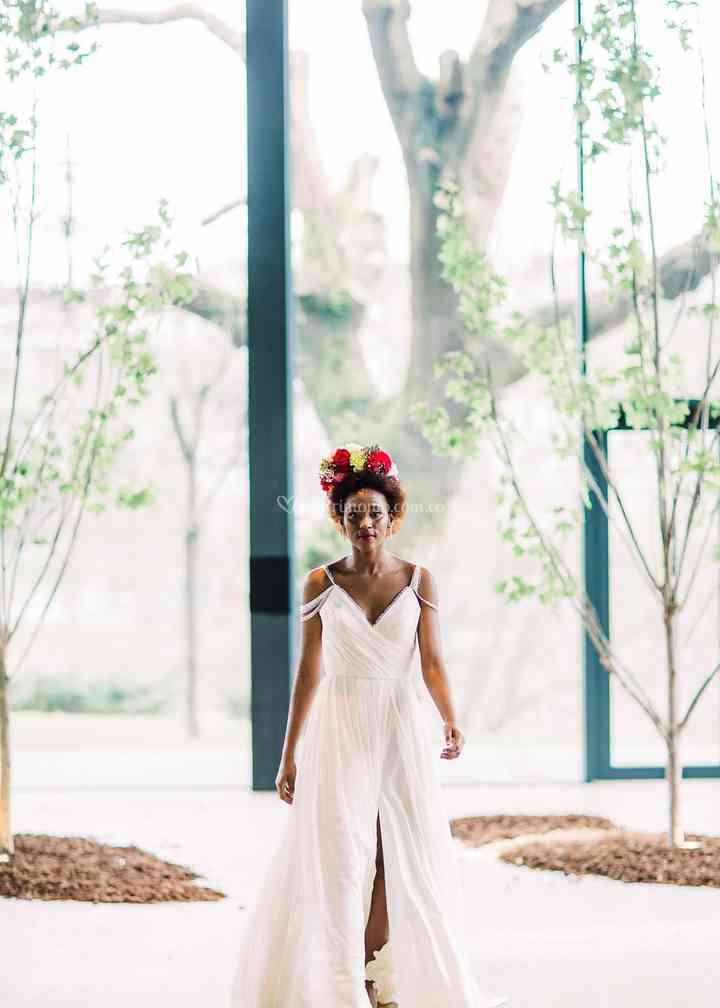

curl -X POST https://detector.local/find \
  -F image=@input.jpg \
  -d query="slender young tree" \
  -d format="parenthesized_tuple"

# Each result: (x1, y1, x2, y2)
(421, 0, 720, 847)
(169, 355, 243, 739)
(0, 3, 194, 861)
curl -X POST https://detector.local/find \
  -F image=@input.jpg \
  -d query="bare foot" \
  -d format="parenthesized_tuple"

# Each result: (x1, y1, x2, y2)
(365, 979, 378, 1007)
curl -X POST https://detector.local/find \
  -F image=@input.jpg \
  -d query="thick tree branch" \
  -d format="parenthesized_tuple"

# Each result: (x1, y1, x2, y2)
(528, 231, 715, 338)
(185, 283, 245, 348)
(362, 0, 426, 139)
(7, 218, 715, 368)
(63, 3, 245, 56)
(470, 0, 566, 85)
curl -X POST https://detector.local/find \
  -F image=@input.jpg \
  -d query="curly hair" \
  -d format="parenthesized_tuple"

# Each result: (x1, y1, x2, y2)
(326, 469, 408, 538)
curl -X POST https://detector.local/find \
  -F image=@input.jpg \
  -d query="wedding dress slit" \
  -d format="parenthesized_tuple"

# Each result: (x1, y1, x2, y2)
(231, 562, 506, 1008)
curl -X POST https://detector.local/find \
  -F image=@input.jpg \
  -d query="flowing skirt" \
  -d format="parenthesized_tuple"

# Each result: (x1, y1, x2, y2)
(231, 671, 506, 1007)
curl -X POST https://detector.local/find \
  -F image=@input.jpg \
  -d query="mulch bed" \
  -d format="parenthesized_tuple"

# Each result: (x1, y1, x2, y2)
(500, 830, 720, 888)
(450, 813, 617, 846)
(0, 834, 226, 903)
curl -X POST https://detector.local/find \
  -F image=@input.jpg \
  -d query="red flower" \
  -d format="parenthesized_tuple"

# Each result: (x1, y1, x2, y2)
(333, 471, 347, 484)
(331, 448, 351, 471)
(367, 449, 392, 475)
(320, 476, 334, 492)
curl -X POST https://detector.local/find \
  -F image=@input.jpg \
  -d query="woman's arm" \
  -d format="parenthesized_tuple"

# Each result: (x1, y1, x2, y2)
(415, 566, 465, 760)
(275, 567, 327, 803)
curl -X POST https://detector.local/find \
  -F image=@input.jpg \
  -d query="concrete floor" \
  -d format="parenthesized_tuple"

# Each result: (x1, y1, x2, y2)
(2, 778, 720, 1008)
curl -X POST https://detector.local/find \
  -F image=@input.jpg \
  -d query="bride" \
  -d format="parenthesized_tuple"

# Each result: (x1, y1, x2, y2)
(232, 443, 506, 1007)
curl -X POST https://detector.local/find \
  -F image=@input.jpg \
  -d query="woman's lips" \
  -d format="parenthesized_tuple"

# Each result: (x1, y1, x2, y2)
(358, 532, 375, 539)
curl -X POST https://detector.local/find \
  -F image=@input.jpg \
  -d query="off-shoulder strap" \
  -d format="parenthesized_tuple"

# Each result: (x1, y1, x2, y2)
(299, 566, 336, 622)
(299, 583, 334, 622)
(411, 563, 439, 611)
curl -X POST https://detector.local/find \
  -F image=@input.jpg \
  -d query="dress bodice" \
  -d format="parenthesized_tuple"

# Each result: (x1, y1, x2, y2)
(300, 561, 438, 682)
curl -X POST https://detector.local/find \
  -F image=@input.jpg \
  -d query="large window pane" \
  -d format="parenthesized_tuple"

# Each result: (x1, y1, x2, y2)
(3, 8, 249, 781)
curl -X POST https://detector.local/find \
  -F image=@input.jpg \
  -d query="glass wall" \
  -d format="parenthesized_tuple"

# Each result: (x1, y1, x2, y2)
(2, 4, 249, 780)
(586, 0, 720, 771)
(287, 0, 720, 782)
(609, 431, 720, 768)
(288, 0, 582, 780)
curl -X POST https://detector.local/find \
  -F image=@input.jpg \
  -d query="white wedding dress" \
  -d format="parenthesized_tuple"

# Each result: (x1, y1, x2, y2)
(231, 561, 507, 1007)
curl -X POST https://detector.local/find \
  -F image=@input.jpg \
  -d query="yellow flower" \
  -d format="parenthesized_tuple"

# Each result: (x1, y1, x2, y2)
(349, 449, 367, 472)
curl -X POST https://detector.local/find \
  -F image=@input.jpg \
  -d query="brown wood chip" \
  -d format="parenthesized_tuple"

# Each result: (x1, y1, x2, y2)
(450, 813, 617, 846)
(0, 834, 226, 903)
(499, 830, 720, 888)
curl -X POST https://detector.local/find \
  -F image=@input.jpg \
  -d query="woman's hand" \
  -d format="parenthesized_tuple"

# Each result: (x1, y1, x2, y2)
(276, 757, 297, 803)
(441, 722, 465, 759)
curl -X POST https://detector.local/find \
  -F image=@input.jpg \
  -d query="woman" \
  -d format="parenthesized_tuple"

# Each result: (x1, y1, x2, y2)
(232, 443, 506, 1008)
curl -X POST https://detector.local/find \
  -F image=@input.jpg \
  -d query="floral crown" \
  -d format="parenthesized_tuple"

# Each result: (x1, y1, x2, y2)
(319, 443, 399, 495)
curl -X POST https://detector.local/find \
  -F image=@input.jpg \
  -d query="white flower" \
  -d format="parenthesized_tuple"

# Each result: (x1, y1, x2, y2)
(365, 942, 399, 1004)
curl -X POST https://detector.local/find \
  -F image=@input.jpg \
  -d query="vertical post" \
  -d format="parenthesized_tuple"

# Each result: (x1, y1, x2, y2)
(246, 0, 296, 790)
(576, 0, 608, 780)
(583, 430, 610, 780)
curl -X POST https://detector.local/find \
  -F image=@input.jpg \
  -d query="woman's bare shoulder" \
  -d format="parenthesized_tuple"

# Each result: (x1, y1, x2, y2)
(414, 564, 439, 608)
(302, 564, 333, 603)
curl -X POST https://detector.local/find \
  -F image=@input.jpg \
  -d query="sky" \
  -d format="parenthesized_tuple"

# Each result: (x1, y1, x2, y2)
(1, 0, 719, 289)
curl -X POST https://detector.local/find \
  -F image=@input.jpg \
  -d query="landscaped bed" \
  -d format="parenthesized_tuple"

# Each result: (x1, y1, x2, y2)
(501, 830, 720, 888)
(450, 814, 720, 888)
(450, 813, 617, 845)
(0, 834, 226, 902)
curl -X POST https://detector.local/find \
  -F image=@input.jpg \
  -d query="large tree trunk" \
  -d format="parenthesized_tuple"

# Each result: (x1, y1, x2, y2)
(0, 633, 13, 863)
(406, 164, 465, 395)
(406, 160, 527, 397)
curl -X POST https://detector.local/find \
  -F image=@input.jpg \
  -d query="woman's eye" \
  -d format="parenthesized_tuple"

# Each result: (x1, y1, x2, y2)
(347, 510, 383, 521)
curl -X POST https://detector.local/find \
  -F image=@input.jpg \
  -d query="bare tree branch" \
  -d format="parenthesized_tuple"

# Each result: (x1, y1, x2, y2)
(170, 397, 193, 463)
(678, 660, 720, 732)
(198, 448, 242, 519)
(362, 0, 426, 139)
(529, 232, 715, 337)
(8, 346, 106, 646)
(678, 493, 720, 611)
(470, 0, 566, 86)
(483, 358, 666, 736)
(63, 4, 245, 56)
(201, 197, 245, 228)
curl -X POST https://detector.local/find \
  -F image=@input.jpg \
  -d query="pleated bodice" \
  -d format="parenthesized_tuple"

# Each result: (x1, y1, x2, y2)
(300, 561, 437, 682)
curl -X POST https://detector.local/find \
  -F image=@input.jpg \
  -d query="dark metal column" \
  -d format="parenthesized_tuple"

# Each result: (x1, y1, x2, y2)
(583, 431, 610, 780)
(576, 0, 608, 781)
(246, 0, 295, 790)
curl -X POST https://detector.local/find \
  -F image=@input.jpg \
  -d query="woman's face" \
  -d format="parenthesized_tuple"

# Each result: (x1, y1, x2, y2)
(342, 489, 392, 546)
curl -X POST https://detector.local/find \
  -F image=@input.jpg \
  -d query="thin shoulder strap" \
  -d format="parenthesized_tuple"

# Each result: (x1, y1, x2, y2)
(300, 584, 333, 622)
(411, 563, 439, 611)
(300, 566, 336, 623)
